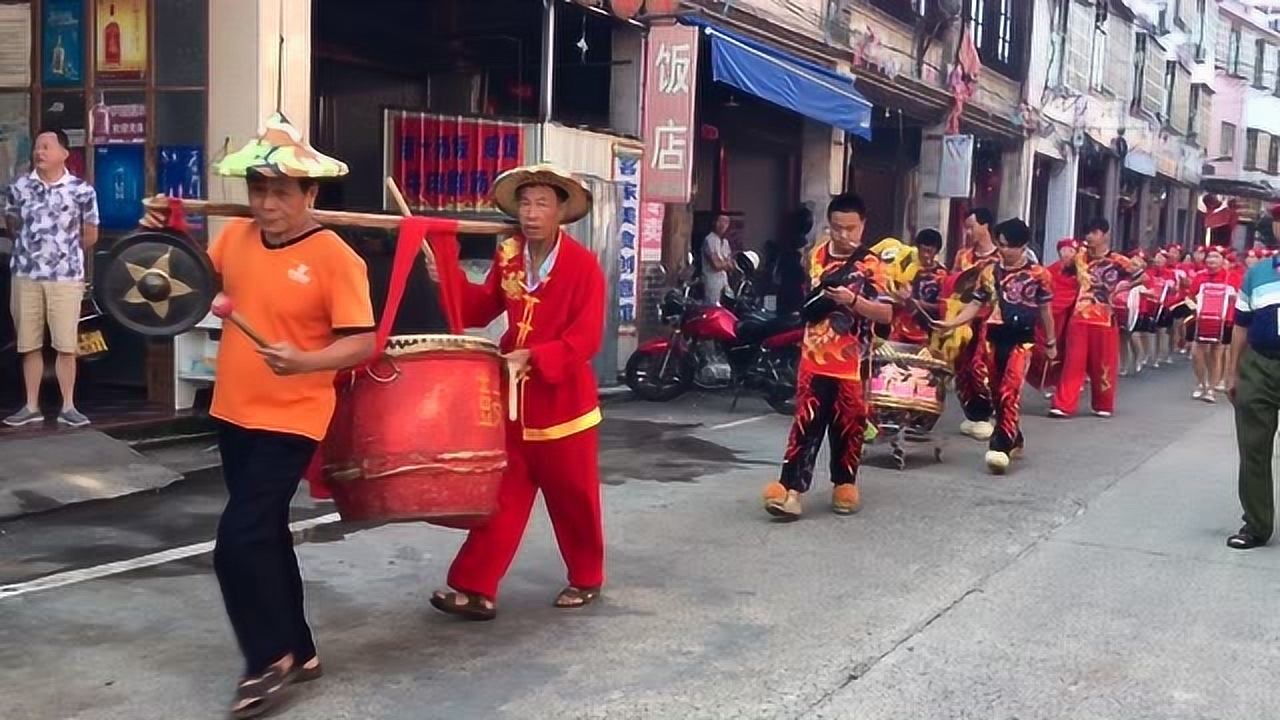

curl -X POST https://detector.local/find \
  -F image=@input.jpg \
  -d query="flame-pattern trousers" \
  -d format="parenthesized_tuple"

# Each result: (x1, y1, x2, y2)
(955, 322, 993, 422)
(986, 340, 1031, 454)
(779, 364, 868, 493)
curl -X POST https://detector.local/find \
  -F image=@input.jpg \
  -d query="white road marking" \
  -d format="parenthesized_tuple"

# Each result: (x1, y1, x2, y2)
(0, 512, 343, 601)
(706, 415, 771, 431)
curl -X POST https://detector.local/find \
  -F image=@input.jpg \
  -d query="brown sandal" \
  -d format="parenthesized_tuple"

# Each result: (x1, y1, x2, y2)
(430, 589, 497, 621)
(295, 656, 323, 683)
(553, 586, 602, 609)
(229, 660, 297, 719)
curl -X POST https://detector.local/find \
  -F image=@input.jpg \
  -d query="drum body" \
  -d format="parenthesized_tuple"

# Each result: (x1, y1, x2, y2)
(867, 341, 952, 433)
(324, 335, 507, 527)
(1193, 284, 1233, 344)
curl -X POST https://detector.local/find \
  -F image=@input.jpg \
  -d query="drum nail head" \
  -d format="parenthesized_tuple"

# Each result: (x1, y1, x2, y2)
(137, 269, 172, 302)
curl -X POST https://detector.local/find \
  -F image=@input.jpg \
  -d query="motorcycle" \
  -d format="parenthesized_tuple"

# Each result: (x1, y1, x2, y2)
(624, 251, 803, 415)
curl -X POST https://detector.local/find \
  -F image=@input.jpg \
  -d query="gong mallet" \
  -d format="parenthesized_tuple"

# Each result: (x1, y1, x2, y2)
(211, 293, 271, 349)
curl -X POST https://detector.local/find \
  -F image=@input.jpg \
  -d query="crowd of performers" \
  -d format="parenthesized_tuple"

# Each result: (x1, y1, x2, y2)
(763, 196, 1247, 519)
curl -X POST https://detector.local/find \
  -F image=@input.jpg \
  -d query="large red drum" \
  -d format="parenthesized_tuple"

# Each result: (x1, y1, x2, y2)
(1193, 284, 1234, 344)
(324, 334, 507, 527)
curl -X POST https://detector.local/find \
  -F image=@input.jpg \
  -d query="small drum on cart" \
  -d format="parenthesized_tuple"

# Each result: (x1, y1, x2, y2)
(865, 340, 952, 470)
(1192, 283, 1234, 344)
(323, 334, 508, 528)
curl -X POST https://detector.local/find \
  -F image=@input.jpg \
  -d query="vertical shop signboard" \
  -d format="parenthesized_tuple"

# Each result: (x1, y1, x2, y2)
(388, 111, 526, 214)
(615, 150, 641, 325)
(94, 0, 146, 81)
(639, 201, 665, 263)
(94, 144, 144, 231)
(42, 0, 83, 87)
(642, 23, 699, 203)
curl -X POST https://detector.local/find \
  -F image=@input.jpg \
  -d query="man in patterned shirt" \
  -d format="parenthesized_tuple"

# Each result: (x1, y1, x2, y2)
(4, 128, 98, 427)
(762, 193, 892, 519)
(1050, 217, 1142, 419)
(937, 219, 1057, 474)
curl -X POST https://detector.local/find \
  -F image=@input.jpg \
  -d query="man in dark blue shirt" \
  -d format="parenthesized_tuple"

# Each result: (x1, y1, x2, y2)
(1226, 254, 1280, 549)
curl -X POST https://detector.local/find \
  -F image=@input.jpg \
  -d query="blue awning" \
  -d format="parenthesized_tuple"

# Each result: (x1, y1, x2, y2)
(684, 19, 872, 139)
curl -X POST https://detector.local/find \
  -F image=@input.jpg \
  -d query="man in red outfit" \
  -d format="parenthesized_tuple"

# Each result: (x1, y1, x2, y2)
(1027, 237, 1078, 399)
(949, 207, 1000, 441)
(426, 165, 606, 620)
(1050, 218, 1143, 418)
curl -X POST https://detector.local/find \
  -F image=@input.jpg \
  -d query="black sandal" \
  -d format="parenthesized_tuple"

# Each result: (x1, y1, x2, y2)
(430, 589, 497, 621)
(229, 661, 297, 719)
(554, 586, 602, 609)
(1227, 530, 1267, 550)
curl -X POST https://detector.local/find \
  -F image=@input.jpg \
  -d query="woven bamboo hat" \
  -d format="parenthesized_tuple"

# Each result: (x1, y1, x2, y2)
(491, 164, 592, 224)
(214, 112, 348, 179)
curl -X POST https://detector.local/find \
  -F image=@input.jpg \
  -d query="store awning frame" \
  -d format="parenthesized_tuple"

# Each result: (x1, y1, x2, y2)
(1201, 176, 1280, 202)
(684, 18, 873, 139)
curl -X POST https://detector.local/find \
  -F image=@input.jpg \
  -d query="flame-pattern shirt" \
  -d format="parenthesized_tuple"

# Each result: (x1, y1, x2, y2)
(891, 263, 948, 344)
(801, 242, 889, 380)
(1072, 250, 1143, 326)
(972, 262, 1054, 345)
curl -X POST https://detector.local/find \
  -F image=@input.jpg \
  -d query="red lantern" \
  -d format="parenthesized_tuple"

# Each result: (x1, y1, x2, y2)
(645, 0, 681, 15)
(611, 0, 642, 18)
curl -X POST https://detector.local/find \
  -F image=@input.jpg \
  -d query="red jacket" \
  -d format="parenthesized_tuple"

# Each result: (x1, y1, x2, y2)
(1045, 260, 1078, 316)
(462, 231, 605, 443)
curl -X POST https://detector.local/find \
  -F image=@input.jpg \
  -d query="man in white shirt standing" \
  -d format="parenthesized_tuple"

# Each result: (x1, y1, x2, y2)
(4, 128, 99, 428)
(702, 213, 732, 306)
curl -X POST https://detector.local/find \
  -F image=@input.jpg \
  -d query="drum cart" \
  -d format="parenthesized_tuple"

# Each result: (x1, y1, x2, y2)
(862, 340, 951, 471)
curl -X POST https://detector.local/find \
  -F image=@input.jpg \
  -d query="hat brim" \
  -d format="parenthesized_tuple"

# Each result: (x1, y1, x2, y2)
(491, 167, 592, 225)
(214, 112, 349, 180)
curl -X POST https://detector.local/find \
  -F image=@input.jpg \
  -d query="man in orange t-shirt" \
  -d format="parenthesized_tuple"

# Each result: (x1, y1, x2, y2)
(149, 122, 375, 718)
(762, 193, 892, 519)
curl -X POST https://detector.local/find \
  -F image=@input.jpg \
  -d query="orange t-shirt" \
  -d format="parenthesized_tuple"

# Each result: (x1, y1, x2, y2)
(208, 220, 375, 440)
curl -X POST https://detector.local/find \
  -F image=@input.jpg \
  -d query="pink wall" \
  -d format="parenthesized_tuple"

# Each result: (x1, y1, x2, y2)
(1208, 72, 1247, 176)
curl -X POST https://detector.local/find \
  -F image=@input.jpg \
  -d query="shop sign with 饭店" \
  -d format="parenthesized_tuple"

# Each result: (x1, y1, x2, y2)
(642, 23, 699, 204)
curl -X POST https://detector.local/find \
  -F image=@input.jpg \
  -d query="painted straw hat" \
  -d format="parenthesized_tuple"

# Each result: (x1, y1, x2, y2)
(214, 112, 348, 179)
(491, 164, 592, 224)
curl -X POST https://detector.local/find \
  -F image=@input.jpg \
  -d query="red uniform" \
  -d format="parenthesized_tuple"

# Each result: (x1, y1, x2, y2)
(950, 245, 999, 422)
(1051, 249, 1143, 416)
(446, 231, 606, 601)
(1027, 258, 1078, 392)
(889, 262, 947, 345)
(1188, 267, 1238, 342)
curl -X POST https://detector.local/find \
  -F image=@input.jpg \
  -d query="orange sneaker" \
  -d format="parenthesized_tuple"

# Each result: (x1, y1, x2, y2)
(831, 484, 862, 515)
(763, 482, 802, 518)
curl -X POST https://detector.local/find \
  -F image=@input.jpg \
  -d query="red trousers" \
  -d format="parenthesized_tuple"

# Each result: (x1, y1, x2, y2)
(987, 341, 1031, 453)
(447, 425, 604, 601)
(780, 364, 867, 492)
(955, 323, 992, 422)
(1051, 322, 1119, 416)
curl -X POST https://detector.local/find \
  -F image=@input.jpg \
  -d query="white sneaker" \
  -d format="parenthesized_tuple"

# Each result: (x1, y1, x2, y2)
(1192, 386, 1205, 400)
(1093, 410, 1112, 418)
(985, 450, 1011, 475)
(960, 420, 994, 441)
(1048, 408, 1069, 418)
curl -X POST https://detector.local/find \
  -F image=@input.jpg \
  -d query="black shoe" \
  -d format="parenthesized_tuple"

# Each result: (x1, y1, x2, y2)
(1227, 527, 1268, 550)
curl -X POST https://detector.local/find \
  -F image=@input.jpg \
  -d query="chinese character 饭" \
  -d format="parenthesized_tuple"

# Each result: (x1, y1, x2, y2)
(654, 43, 692, 94)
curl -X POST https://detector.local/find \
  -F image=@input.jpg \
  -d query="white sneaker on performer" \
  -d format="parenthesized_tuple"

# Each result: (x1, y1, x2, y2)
(985, 450, 1011, 475)
(1192, 386, 1206, 400)
(1093, 410, 1113, 418)
(960, 420, 994, 441)
(1048, 408, 1069, 418)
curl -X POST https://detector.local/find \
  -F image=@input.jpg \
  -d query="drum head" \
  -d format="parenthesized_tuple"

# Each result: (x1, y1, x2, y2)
(96, 228, 216, 337)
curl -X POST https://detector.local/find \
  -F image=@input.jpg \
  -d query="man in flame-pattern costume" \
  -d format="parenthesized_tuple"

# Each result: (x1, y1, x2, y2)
(763, 194, 893, 519)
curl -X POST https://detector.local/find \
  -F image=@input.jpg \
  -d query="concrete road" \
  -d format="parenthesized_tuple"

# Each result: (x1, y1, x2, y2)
(1, 364, 1276, 720)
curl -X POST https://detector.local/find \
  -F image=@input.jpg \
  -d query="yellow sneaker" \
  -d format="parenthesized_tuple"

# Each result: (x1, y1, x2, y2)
(831, 484, 862, 515)
(763, 482, 802, 519)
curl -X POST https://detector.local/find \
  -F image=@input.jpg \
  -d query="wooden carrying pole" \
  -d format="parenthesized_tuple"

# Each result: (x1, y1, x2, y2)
(141, 196, 516, 235)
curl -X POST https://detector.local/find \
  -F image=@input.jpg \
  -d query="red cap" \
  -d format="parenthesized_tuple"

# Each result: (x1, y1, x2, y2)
(1056, 237, 1076, 251)
(1269, 204, 1280, 220)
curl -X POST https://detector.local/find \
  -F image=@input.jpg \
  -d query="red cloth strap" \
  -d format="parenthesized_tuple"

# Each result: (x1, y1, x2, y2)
(165, 196, 189, 234)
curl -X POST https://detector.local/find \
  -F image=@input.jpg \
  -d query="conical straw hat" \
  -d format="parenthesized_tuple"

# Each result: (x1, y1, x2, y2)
(214, 112, 348, 179)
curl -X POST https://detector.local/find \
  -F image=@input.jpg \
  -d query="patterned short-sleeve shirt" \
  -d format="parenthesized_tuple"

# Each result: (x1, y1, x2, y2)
(6, 171, 100, 282)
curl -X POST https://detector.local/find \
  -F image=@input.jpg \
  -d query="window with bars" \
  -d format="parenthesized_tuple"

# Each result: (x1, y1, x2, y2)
(1255, 39, 1268, 87)
(1247, 128, 1261, 169)
(1163, 61, 1176, 123)
(1229, 28, 1243, 75)
(1046, 0, 1070, 89)
(964, 0, 1025, 80)
(866, 0, 927, 24)
(1132, 33, 1146, 102)
(1090, 23, 1108, 92)
(1222, 122, 1237, 159)
(7, 0, 209, 240)
(1188, 85, 1201, 141)
(1270, 134, 1279, 174)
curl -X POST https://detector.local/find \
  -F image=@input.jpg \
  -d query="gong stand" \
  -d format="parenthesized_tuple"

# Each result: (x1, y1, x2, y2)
(140, 196, 517, 235)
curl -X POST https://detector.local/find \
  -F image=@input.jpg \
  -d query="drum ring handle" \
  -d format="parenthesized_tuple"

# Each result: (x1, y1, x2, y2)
(365, 357, 401, 383)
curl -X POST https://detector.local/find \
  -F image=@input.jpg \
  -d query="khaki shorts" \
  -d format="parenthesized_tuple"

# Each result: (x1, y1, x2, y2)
(11, 278, 84, 354)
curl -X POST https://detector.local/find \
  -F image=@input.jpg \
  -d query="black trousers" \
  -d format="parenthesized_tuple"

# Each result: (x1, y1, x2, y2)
(214, 421, 318, 675)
